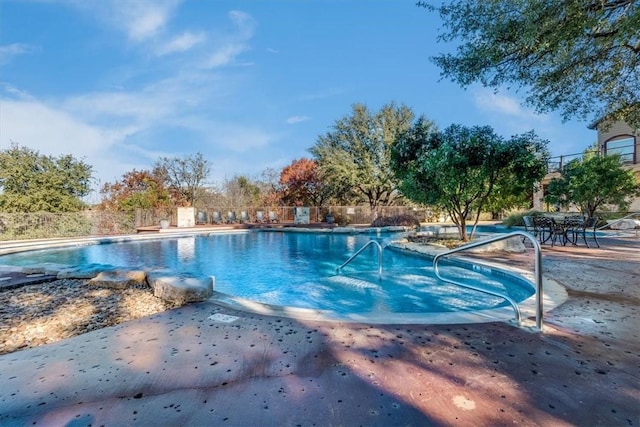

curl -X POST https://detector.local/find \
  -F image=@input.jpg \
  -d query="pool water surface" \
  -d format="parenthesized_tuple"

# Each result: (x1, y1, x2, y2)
(0, 231, 534, 315)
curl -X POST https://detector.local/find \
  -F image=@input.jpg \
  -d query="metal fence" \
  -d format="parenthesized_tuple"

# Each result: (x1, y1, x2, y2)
(0, 206, 436, 241)
(0, 211, 135, 241)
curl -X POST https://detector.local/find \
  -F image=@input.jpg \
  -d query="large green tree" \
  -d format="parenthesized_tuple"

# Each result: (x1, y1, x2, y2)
(309, 102, 414, 209)
(426, 0, 640, 127)
(0, 143, 93, 212)
(391, 122, 549, 241)
(544, 153, 640, 217)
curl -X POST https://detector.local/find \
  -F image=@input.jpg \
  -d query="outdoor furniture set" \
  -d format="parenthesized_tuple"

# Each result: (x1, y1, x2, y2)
(523, 215, 600, 248)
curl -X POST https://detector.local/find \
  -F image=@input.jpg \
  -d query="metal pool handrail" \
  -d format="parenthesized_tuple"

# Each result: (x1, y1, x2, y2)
(433, 231, 544, 330)
(336, 240, 383, 279)
(597, 212, 639, 231)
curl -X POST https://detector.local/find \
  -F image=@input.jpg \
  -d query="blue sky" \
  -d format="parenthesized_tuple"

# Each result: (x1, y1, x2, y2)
(1, 0, 596, 200)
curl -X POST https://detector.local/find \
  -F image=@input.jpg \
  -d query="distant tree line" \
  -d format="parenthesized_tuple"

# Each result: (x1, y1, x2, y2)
(2, 102, 638, 241)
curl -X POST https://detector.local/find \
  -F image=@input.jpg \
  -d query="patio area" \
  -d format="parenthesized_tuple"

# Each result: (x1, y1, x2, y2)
(0, 235, 638, 426)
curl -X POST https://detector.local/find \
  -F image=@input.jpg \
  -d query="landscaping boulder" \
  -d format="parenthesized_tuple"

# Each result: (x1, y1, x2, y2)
(147, 271, 214, 304)
(57, 264, 114, 279)
(88, 270, 148, 289)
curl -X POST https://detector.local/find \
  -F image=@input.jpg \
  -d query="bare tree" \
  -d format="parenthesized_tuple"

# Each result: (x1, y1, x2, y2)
(155, 153, 211, 207)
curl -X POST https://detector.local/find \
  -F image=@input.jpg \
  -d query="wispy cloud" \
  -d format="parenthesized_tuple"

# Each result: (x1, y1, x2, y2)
(0, 43, 36, 65)
(202, 11, 256, 69)
(298, 87, 344, 102)
(157, 31, 206, 56)
(103, 0, 183, 42)
(472, 88, 543, 121)
(204, 43, 248, 69)
(286, 115, 310, 124)
(0, 3, 273, 186)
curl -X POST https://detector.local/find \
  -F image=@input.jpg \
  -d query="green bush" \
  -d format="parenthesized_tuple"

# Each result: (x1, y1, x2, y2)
(371, 214, 420, 228)
(502, 210, 544, 227)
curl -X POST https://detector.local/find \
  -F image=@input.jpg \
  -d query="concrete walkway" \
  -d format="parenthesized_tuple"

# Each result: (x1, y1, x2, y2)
(0, 236, 638, 426)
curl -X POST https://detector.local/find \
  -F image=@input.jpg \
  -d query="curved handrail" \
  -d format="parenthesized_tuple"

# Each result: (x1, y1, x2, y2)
(336, 240, 383, 278)
(433, 231, 543, 330)
(597, 212, 639, 231)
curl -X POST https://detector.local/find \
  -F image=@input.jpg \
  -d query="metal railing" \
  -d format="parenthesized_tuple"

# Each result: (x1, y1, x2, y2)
(433, 231, 544, 330)
(336, 240, 383, 279)
(597, 212, 639, 231)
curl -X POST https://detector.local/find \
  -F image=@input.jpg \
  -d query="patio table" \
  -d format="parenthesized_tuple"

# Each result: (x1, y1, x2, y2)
(534, 215, 585, 246)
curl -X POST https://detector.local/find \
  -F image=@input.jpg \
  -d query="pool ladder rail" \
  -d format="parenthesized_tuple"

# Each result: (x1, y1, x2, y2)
(336, 231, 544, 331)
(336, 240, 384, 279)
(433, 231, 543, 330)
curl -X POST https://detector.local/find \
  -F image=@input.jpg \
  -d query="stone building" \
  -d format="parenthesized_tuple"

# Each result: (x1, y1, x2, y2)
(533, 120, 640, 212)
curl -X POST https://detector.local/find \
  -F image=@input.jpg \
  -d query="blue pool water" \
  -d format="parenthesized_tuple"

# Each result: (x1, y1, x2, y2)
(0, 231, 534, 314)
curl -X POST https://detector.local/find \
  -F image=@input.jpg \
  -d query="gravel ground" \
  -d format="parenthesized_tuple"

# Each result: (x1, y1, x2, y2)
(0, 279, 179, 355)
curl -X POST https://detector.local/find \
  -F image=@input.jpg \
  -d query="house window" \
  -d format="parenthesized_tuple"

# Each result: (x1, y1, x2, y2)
(605, 136, 635, 163)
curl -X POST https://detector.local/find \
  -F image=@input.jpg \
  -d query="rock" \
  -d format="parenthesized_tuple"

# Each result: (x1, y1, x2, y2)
(607, 219, 640, 230)
(21, 263, 71, 275)
(468, 236, 526, 253)
(57, 264, 114, 279)
(88, 270, 148, 289)
(146, 271, 214, 304)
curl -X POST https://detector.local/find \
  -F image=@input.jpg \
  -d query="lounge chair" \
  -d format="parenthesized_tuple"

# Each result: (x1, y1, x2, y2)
(239, 211, 250, 223)
(255, 211, 265, 223)
(226, 211, 237, 223)
(211, 211, 223, 224)
(268, 211, 279, 223)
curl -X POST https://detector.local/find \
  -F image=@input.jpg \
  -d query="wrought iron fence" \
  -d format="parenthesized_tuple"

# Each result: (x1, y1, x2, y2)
(0, 206, 438, 241)
(0, 211, 135, 241)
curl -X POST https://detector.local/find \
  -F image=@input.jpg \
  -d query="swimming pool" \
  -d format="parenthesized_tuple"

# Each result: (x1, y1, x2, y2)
(0, 231, 534, 317)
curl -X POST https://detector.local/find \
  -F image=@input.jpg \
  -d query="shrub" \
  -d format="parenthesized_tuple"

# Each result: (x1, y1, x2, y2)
(370, 214, 420, 228)
(502, 210, 544, 227)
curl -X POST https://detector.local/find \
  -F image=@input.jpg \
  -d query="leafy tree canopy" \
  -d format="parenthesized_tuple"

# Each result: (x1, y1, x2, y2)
(391, 122, 549, 240)
(279, 158, 328, 206)
(426, 0, 640, 127)
(0, 143, 93, 213)
(98, 168, 173, 214)
(309, 102, 414, 208)
(544, 154, 640, 217)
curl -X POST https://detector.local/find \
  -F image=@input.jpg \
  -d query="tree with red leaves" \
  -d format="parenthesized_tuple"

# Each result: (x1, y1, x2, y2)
(279, 158, 328, 206)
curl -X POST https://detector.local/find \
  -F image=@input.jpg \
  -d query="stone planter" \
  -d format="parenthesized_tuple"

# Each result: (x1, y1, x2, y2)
(160, 219, 170, 229)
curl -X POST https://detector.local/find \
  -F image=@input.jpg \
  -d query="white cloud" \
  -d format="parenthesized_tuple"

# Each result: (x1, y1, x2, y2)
(228, 10, 256, 39)
(286, 116, 310, 124)
(0, 43, 36, 65)
(204, 43, 248, 69)
(472, 88, 542, 121)
(102, 0, 183, 42)
(157, 31, 206, 56)
(202, 11, 256, 69)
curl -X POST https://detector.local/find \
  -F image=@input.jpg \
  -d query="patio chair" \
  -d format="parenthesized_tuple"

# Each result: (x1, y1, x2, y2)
(522, 215, 539, 241)
(211, 211, 223, 224)
(268, 211, 279, 223)
(255, 211, 266, 223)
(226, 211, 237, 223)
(548, 218, 570, 247)
(575, 216, 600, 248)
(239, 211, 250, 223)
(563, 215, 586, 245)
(533, 216, 554, 244)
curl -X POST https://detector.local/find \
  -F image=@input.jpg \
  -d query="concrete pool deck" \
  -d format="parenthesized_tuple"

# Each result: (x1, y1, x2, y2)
(0, 234, 638, 426)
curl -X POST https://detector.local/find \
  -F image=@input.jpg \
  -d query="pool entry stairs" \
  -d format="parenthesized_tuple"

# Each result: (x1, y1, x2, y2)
(337, 231, 544, 330)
